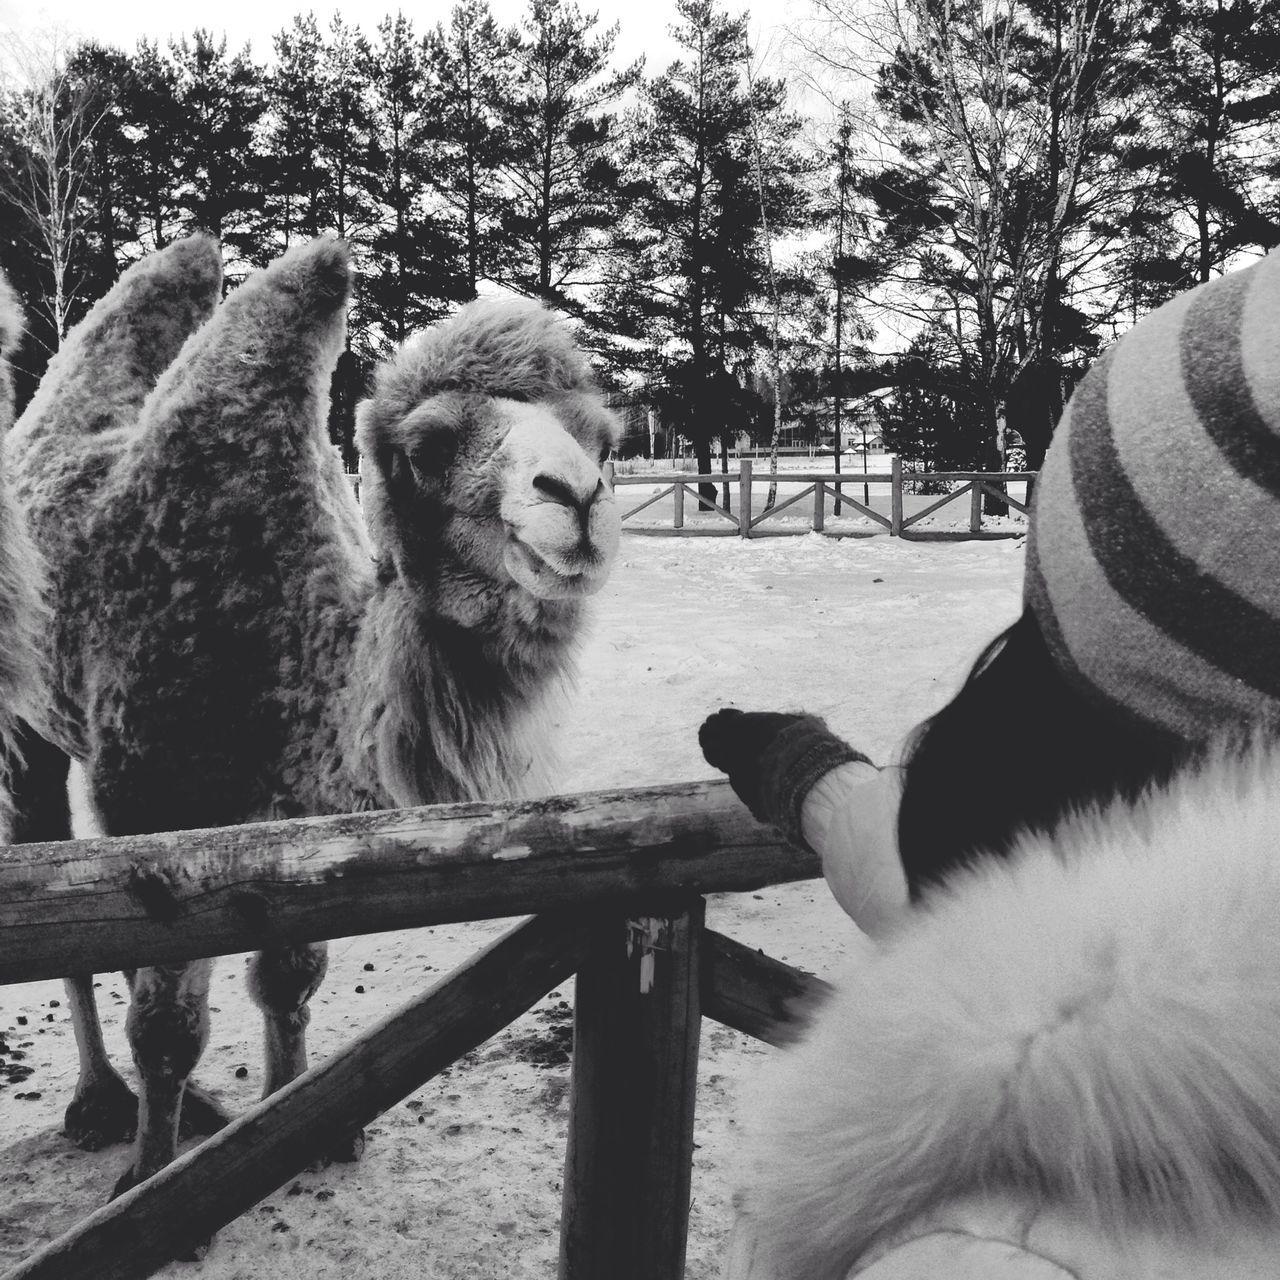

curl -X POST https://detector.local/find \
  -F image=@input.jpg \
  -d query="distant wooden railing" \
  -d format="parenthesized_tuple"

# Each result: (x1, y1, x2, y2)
(345, 465, 1032, 537)
(0, 781, 828, 1280)
(607, 459, 1034, 537)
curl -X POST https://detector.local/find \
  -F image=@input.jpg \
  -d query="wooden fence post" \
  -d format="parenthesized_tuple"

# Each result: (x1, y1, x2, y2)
(969, 478, 982, 533)
(740, 459, 752, 538)
(674, 481, 685, 530)
(559, 898, 704, 1280)
(814, 480, 825, 533)
(890, 456, 903, 536)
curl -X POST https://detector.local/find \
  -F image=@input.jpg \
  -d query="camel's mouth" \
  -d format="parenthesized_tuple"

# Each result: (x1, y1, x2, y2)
(503, 535, 608, 600)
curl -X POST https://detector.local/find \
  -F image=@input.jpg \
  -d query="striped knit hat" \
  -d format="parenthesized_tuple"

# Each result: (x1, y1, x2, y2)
(1025, 249, 1280, 742)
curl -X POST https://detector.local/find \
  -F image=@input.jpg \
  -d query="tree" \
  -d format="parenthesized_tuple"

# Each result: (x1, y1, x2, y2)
(64, 42, 138, 290)
(1129, 0, 1280, 292)
(425, 0, 516, 298)
(261, 14, 328, 251)
(875, 326, 989, 472)
(800, 0, 1145, 494)
(0, 32, 108, 349)
(497, 0, 639, 311)
(119, 40, 185, 253)
(818, 104, 881, 507)
(741, 48, 818, 507)
(317, 15, 379, 249)
(363, 14, 467, 349)
(165, 31, 267, 267)
(610, 0, 785, 508)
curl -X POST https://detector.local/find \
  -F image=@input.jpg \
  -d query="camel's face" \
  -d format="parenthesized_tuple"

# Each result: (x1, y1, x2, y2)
(372, 388, 620, 604)
(493, 394, 619, 601)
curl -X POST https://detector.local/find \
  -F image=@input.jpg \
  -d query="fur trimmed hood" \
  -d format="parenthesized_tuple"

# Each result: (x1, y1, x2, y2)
(733, 746, 1280, 1280)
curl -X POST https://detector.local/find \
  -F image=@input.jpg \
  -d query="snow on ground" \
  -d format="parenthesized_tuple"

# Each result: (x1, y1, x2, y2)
(0, 530, 1025, 1278)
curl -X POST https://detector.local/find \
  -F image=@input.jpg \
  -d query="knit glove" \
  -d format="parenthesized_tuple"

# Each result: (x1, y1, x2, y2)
(698, 708, 869, 847)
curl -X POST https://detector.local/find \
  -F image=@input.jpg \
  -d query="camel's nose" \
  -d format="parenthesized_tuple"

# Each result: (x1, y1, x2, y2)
(533, 473, 607, 534)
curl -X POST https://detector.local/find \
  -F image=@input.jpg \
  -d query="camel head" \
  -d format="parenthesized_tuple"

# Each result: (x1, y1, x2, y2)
(357, 296, 620, 618)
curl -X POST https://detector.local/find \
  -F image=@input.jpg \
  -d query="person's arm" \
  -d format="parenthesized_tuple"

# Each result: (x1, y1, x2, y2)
(699, 709, 907, 934)
(801, 761, 907, 934)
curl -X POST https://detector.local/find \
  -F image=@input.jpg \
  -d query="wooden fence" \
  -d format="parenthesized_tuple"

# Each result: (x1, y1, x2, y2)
(0, 781, 827, 1280)
(344, 463, 1032, 537)
(608, 458, 1034, 536)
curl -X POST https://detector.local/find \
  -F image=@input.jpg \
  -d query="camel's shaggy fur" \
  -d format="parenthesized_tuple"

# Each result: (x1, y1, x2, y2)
(0, 271, 50, 840)
(732, 747, 1280, 1279)
(8, 235, 619, 1192)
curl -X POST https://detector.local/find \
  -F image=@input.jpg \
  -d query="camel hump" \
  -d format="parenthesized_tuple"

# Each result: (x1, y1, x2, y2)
(362, 295, 595, 436)
(9, 236, 222, 454)
(253, 235, 352, 319)
(123, 237, 351, 481)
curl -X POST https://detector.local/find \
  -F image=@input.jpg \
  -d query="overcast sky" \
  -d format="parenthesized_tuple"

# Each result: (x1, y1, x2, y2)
(1, 0, 799, 76)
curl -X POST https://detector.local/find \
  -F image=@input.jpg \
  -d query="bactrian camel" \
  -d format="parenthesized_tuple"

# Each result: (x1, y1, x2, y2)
(7, 235, 620, 1195)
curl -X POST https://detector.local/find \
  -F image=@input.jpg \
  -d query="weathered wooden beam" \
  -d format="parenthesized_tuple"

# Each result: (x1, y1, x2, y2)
(701, 928, 833, 1047)
(607, 472, 899, 486)
(0, 781, 818, 984)
(559, 900, 704, 1280)
(1, 912, 591, 1280)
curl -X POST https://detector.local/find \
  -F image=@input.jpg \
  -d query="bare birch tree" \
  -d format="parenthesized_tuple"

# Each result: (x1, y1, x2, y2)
(1, 32, 107, 350)
(793, 0, 1144, 487)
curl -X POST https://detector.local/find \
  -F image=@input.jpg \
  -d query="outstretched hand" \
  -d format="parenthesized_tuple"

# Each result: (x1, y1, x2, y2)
(698, 708, 868, 844)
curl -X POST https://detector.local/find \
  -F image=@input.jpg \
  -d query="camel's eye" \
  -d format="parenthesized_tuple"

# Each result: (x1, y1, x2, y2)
(407, 429, 457, 478)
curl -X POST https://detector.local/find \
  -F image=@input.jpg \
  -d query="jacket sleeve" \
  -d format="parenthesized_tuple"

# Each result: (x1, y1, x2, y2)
(799, 761, 908, 937)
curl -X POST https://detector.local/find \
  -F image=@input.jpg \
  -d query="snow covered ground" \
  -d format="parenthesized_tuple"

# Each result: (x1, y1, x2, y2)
(0, 530, 1025, 1279)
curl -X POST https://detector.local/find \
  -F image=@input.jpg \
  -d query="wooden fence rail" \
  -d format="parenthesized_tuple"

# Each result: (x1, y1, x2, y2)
(0, 781, 812, 984)
(608, 459, 1036, 537)
(0, 782, 829, 1280)
(347, 465, 1034, 536)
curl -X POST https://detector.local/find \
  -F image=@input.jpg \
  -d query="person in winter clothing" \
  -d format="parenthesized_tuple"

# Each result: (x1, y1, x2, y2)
(704, 247, 1280, 1279)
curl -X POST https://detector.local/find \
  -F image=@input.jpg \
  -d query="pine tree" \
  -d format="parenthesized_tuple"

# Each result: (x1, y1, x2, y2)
(610, 0, 784, 507)
(425, 0, 516, 298)
(364, 14, 467, 350)
(64, 42, 138, 290)
(165, 31, 267, 268)
(119, 40, 184, 253)
(497, 0, 639, 310)
(1131, 0, 1280, 291)
(318, 15, 379, 249)
(261, 14, 328, 253)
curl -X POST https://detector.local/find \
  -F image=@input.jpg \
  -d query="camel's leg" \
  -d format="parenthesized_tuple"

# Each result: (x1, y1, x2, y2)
(5, 726, 139, 1147)
(247, 943, 328, 1094)
(247, 942, 364, 1162)
(112, 958, 213, 1198)
(62, 973, 138, 1149)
